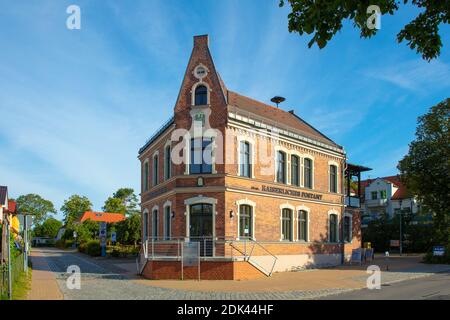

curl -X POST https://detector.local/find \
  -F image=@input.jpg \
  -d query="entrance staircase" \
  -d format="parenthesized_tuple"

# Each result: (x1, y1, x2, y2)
(136, 238, 277, 277)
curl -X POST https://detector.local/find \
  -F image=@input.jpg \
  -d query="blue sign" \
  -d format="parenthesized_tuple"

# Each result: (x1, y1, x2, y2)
(433, 246, 445, 257)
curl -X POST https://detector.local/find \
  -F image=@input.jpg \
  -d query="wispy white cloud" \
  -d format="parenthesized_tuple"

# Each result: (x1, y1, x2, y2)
(363, 59, 450, 91)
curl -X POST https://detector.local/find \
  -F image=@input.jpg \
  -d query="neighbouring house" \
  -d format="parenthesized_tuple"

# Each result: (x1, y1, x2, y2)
(78, 211, 126, 224)
(0, 186, 8, 224)
(360, 175, 427, 225)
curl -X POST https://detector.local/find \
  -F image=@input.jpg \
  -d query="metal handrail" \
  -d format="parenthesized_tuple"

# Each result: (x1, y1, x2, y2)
(141, 236, 278, 276)
(246, 239, 278, 276)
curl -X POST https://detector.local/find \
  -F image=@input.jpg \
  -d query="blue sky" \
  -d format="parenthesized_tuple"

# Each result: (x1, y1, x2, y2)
(1, 1, 449, 221)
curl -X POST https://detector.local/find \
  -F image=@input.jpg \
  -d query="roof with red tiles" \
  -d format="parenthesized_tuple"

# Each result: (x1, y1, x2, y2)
(79, 211, 126, 224)
(360, 175, 411, 201)
(227, 90, 340, 148)
(7, 200, 16, 214)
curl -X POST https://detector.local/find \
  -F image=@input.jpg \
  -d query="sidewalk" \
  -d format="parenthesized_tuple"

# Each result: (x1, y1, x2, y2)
(133, 255, 450, 294)
(27, 249, 64, 300)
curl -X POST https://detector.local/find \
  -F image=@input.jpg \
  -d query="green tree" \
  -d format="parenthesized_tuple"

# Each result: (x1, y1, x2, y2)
(103, 197, 126, 215)
(33, 217, 63, 238)
(75, 220, 99, 243)
(279, 0, 450, 61)
(61, 195, 93, 226)
(398, 98, 450, 247)
(103, 188, 139, 216)
(116, 213, 141, 245)
(16, 194, 56, 226)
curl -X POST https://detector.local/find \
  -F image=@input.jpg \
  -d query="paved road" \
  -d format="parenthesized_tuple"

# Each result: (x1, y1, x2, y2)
(31, 248, 450, 300)
(33, 248, 343, 300)
(322, 272, 450, 300)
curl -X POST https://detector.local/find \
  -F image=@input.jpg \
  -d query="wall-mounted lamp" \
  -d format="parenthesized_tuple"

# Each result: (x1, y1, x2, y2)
(171, 211, 175, 219)
(229, 210, 235, 219)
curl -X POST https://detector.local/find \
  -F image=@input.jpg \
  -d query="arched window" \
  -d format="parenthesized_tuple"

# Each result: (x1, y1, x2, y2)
(329, 213, 338, 242)
(195, 85, 208, 105)
(298, 210, 308, 242)
(164, 205, 171, 240)
(152, 209, 159, 240)
(291, 155, 300, 186)
(239, 141, 251, 178)
(281, 208, 293, 241)
(343, 215, 351, 242)
(190, 138, 212, 174)
(239, 205, 253, 239)
(164, 145, 171, 180)
(304, 158, 313, 189)
(143, 161, 149, 191)
(276, 151, 287, 184)
(143, 210, 149, 240)
(153, 154, 159, 186)
(329, 165, 338, 193)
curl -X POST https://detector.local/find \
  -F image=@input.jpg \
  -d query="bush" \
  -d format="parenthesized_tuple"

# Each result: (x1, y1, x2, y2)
(64, 240, 74, 248)
(55, 239, 65, 249)
(107, 245, 139, 258)
(423, 246, 450, 264)
(86, 240, 101, 257)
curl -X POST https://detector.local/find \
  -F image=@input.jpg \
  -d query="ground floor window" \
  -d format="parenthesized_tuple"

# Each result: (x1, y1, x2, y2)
(298, 210, 308, 242)
(239, 205, 253, 239)
(164, 206, 171, 240)
(281, 208, 293, 241)
(343, 215, 351, 242)
(152, 209, 158, 240)
(189, 203, 213, 238)
(143, 211, 148, 240)
(329, 213, 338, 242)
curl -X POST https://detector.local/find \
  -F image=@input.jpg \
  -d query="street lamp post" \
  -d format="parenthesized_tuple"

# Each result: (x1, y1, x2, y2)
(399, 199, 403, 256)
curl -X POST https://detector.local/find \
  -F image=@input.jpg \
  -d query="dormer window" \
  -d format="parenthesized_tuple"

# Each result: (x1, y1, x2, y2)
(195, 85, 208, 105)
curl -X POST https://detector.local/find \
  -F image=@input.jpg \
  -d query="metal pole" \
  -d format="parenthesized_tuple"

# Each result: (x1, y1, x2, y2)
(7, 219, 12, 300)
(24, 215, 28, 273)
(399, 209, 403, 256)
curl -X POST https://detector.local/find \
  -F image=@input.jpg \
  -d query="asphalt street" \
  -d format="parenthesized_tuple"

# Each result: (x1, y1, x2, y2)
(322, 271, 450, 300)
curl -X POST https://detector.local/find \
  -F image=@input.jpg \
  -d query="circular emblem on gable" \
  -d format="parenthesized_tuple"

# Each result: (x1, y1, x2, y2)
(194, 64, 208, 80)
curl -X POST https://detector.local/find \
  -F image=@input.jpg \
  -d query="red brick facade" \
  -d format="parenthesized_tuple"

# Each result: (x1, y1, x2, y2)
(138, 35, 362, 279)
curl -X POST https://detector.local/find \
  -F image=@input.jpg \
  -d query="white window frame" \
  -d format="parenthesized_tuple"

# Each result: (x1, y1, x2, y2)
(151, 205, 159, 240)
(191, 81, 211, 106)
(143, 159, 150, 192)
(296, 205, 310, 242)
(290, 150, 302, 187)
(152, 151, 159, 187)
(274, 146, 290, 184)
(327, 210, 340, 243)
(186, 136, 217, 175)
(163, 200, 172, 240)
(280, 203, 295, 241)
(328, 160, 339, 193)
(302, 155, 315, 189)
(184, 196, 217, 243)
(343, 212, 353, 243)
(164, 141, 171, 181)
(237, 136, 255, 178)
(236, 199, 256, 241)
(142, 209, 149, 241)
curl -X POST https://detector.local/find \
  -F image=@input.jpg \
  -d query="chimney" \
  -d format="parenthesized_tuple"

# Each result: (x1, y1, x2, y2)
(194, 34, 209, 48)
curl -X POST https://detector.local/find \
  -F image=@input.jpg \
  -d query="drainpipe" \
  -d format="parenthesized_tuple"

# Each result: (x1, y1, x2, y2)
(341, 161, 348, 265)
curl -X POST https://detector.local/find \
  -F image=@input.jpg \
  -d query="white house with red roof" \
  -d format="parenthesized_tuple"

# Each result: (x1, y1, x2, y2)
(360, 175, 420, 221)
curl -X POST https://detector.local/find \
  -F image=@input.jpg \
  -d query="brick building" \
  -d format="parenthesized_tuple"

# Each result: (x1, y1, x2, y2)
(138, 35, 368, 280)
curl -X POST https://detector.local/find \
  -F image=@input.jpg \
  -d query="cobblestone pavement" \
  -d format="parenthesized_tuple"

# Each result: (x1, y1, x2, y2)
(34, 248, 450, 300)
